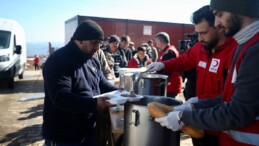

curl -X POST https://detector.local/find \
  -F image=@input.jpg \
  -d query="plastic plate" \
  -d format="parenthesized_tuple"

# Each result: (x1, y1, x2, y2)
(107, 97, 128, 105)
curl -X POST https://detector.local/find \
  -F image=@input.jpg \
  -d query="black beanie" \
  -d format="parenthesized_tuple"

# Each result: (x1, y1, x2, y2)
(72, 19, 104, 41)
(210, 0, 259, 18)
(109, 35, 120, 43)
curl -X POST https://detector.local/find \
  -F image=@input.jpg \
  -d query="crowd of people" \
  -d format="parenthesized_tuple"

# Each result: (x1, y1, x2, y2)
(99, 34, 159, 78)
(41, 0, 259, 145)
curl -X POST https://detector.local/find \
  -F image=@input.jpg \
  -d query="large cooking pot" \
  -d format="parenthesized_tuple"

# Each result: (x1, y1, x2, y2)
(137, 73, 168, 96)
(118, 68, 146, 89)
(124, 96, 182, 146)
(122, 72, 139, 93)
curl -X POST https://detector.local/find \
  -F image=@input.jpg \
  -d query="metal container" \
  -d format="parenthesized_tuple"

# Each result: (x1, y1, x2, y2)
(138, 73, 168, 96)
(122, 72, 139, 93)
(118, 68, 146, 89)
(124, 96, 182, 146)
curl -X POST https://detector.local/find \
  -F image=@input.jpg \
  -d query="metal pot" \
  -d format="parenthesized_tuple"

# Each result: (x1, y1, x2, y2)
(118, 68, 146, 89)
(137, 73, 168, 96)
(121, 72, 139, 93)
(124, 96, 182, 146)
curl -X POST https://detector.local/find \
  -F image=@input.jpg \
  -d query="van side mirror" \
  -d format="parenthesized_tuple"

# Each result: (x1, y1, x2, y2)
(15, 45, 22, 54)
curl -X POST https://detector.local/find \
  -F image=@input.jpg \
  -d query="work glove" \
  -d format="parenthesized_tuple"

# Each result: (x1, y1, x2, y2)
(155, 111, 184, 131)
(173, 96, 197, 111)
(173, 103, 192, 111)
(146, 62, 165, 72)
(185, 96, 198, 104)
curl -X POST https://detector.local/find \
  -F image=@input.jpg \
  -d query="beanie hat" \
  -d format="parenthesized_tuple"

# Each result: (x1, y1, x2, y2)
(109, 35, 120, 43)
(210, 0, 259, 18)
(72, 19, 104, 41)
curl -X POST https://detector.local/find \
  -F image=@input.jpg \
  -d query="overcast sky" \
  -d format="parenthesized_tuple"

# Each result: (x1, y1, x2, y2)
(0, 0, 210, 43)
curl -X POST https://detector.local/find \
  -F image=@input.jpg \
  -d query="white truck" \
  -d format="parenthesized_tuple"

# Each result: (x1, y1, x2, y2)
(0, 18, 27, 88)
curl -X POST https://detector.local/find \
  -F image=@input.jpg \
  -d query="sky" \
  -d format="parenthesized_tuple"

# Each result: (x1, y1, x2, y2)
(0, 0, 210, 43)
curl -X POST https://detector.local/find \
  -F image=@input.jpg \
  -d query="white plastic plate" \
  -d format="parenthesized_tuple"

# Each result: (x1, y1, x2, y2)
(94, 90, 144, 103)
(107, 97, 128, 105)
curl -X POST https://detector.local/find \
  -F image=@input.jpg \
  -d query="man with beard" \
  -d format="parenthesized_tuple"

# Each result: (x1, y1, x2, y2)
(42, 20, 118, 146)
(153, 1, 259, 146)
(147, 5, 237, 146)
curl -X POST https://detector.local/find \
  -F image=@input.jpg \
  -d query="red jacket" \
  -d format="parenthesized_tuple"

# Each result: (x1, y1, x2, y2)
(128, 55, 152, 68)
(158, 45, 182, 94)
(163, 37, 237, 99)
(34, 56, 40, 64)
(219, 33, 259, 146)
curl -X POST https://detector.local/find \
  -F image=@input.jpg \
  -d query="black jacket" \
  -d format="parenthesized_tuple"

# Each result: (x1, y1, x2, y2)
(42, 41, 117, 142)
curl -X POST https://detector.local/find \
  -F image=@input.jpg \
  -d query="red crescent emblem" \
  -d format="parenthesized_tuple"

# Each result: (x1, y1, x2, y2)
(213, 60, 219, 67)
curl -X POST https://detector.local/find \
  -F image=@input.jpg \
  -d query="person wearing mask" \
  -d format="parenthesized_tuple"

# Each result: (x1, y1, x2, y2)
(147, 5, 238, 146)
(154, 32, 182, 98)
(103, 35, 127, 78)
(154, 1, 259, 145)
(128, 46, 152, 68)
(42, 19, 118, 146)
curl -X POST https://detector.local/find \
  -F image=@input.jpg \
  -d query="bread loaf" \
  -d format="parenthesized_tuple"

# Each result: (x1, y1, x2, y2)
(147, 102, 173, 118)
(181, 125, 204, 139)
(147, 102, 204, 138)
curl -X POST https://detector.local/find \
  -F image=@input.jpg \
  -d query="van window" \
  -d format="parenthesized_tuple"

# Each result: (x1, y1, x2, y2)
(0, 31, 11, 49)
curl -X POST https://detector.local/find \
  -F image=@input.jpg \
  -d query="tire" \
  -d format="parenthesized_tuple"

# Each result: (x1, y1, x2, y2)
(8, 77, 14, 89)
(18, 71, 24, 79)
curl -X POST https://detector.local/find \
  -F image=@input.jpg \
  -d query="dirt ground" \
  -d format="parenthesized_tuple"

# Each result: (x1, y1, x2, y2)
(0, 69, 192, 146)
(0, 69, 44, 146)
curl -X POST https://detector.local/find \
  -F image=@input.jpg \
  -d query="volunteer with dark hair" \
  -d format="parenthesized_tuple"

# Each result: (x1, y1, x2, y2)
(147, 5, 237, 146)
(42, 19, 118, 146)
(154, 32, 182, 98)
(153, 1, 259, 145)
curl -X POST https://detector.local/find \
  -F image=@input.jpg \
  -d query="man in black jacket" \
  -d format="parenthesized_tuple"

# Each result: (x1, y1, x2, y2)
(42, 19, 117, 146)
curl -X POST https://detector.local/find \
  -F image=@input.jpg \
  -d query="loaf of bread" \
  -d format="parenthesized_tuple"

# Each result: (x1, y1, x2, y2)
(147, 102, 173, 118)
(147, 102, 204, 138)
(181, 125, 204, 139)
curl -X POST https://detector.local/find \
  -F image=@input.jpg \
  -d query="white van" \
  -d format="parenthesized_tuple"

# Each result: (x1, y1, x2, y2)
(0, 18, 27, 88)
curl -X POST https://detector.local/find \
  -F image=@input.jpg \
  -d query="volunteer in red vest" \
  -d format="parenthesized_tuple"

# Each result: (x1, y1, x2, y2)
(155, 32, 182, 98)
(147, 5, 237, 146)
(153, 0, 259, 146)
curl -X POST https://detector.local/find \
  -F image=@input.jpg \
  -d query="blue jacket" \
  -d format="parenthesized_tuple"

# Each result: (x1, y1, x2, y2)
(42, 41, 117, 142)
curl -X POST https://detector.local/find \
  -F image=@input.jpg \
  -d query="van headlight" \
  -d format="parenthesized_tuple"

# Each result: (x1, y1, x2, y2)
(0, 55, 10, 62)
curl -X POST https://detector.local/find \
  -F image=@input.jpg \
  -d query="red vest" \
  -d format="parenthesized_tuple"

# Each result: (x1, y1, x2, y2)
(158, 45, 182, 94)
(219, 33, 259, 146)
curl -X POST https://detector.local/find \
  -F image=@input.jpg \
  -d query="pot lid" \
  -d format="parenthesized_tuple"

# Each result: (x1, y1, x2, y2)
(118, 67, 146, 74)
(139, 73, 168, 79)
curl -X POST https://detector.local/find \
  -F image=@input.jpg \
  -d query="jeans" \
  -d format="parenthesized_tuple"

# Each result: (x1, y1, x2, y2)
(45, 131, 96, 146)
